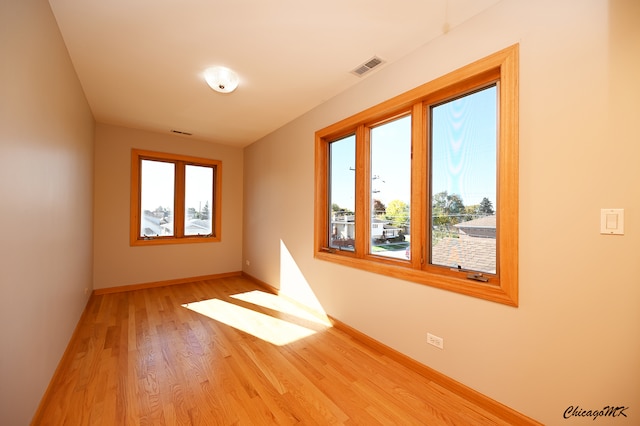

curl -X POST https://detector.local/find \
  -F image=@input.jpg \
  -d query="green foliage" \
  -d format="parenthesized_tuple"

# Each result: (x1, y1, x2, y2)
(478, 197, 495, 215)
(385, 200, 409, 229)
(187, 201, 210, 220)
(465, 204, 479, 216)
(332, 203, 353, 215)
(201, 201, 210, 220)
(431, 192, 494, 244)
(432, 191, 466, 226)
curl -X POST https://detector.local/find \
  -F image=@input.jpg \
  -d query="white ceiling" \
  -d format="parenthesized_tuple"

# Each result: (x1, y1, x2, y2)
(48, 0, 500, 148)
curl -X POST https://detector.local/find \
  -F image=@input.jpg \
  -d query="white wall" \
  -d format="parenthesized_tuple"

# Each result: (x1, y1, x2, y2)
(93, 123, 244, 289)
(0, 0, 95, 424)
(243, 0, 640, 423)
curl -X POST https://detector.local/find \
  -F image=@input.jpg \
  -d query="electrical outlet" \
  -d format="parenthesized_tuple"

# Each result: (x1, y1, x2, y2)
(427, 333, 444, 349)
(245, 260, 250, 266)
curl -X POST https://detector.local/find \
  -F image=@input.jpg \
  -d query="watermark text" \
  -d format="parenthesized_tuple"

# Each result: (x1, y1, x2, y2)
(564, 405, 629, 420)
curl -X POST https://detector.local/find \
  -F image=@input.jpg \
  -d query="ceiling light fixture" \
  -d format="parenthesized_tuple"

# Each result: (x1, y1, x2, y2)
(204, 66, 239, 93)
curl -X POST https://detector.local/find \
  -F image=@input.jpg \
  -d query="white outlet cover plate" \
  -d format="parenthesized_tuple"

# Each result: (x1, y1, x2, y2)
(427, 332, 444, 349)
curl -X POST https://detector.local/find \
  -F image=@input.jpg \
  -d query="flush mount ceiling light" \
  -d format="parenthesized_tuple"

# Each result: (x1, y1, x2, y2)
(204, 66, 239, 93)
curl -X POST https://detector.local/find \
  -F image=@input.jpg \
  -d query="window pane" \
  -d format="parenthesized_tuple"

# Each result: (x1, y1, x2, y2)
(370, 115, 411, 259)
(140, 160, 175, 237)
(430, 85, 497, 273)
(185, 164, 213, 236)
(329, 135, 356, 251)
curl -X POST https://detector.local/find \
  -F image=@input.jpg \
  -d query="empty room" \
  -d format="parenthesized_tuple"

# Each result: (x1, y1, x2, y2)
(1, 0, 638, 425)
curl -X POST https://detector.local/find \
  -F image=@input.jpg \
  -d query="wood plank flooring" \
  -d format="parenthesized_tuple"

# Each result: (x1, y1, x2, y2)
(34, 276, 515, 425)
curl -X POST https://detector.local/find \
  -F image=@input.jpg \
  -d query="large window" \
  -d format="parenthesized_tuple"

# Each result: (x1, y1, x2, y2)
(430, 85, 497, 274)
(131, 149, 222, 245)
(314, 45, 518, 305)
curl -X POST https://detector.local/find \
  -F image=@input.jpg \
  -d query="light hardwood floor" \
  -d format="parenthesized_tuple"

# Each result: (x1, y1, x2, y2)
(34, 276, 528, 425)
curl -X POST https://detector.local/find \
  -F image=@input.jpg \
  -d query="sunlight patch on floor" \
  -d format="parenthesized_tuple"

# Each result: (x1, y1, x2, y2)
(182, 298, 323, 346)
(230, 290, 332, 327)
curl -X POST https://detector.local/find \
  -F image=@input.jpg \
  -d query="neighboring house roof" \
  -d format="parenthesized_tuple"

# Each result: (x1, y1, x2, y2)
(187, 219, 210, 231)
(454, 215, 496, 229)
(431, 237, 496, 274)
(455, 215, 496, 239)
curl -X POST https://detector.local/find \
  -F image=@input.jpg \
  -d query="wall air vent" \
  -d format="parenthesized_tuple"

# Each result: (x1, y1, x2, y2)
(170, 129, 192, 136)
(351, 56, 385, 77)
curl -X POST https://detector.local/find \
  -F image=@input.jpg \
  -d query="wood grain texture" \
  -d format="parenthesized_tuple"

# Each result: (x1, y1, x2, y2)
(33, 276, 535, 425)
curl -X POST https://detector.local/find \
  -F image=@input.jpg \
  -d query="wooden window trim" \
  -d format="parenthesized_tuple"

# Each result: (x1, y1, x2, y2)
(314, 45, 518, 306)
(130, 149, 222, 246)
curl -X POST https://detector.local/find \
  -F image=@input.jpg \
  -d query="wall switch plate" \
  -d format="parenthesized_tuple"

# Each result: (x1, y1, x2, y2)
(600, 209, 624, 235)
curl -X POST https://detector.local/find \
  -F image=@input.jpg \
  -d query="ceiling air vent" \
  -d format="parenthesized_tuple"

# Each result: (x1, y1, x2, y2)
(351, 56, 385, 77)
(170, 129, 192, 136)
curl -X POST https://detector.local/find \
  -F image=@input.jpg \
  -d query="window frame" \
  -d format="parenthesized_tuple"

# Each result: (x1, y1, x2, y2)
(130, 149, 222, 246)
(314, 45, 518, 306)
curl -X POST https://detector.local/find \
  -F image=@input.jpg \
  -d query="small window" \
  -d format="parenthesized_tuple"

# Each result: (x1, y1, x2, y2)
(184, 164, 214, 236)
(131, 149, 222, 245)
(329, 134, 356, 252)
(314, 45, 518, 305)
(370, 115, 411, 260)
